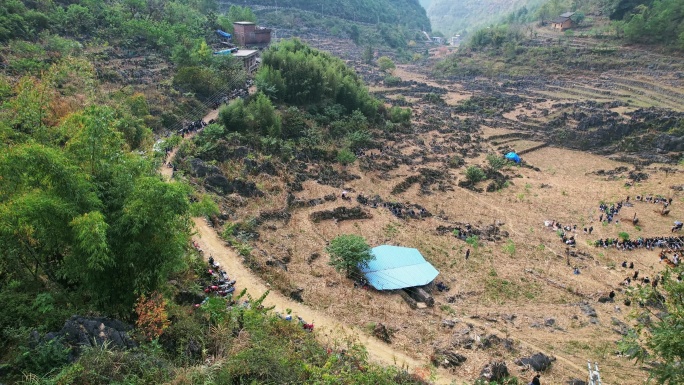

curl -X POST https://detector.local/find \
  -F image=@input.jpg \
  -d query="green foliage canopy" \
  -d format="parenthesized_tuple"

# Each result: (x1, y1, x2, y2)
(326, 234, 372, 278)
(258, 39, 381, 120)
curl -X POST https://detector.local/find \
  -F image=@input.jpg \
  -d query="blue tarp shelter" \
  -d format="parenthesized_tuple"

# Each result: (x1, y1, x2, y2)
(213, 48, 238, 55)
(216, 30, 232, 39)
(360, 245, 439, 290)
(505, 152, 521, 163)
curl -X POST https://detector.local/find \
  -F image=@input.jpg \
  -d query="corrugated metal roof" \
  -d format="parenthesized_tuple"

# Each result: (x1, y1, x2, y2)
(560, 12, 575, 18)
(360, 245, 439, 290)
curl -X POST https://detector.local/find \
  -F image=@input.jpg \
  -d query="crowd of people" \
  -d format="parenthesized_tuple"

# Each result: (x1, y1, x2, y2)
(178, 118, 209, 137)
(593, 235, 683, 251)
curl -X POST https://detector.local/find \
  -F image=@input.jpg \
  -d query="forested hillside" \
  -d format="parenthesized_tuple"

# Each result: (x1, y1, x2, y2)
(423, 0, 545, 36)
(0, 1, 424, 383)
(232, 0, 430, 31)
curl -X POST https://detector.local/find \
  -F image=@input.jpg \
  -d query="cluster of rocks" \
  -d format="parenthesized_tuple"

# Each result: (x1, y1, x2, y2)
(184, 156, 264, 198)
(391, 168, 450, 195)
(436, 221, 509, 242)
(32, 316, 137, 361)
(309, 206, 372, 223)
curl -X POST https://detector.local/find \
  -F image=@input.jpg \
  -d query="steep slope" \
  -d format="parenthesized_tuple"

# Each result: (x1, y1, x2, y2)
(229, 0, 431, 31)
(426, 0, 544, 35)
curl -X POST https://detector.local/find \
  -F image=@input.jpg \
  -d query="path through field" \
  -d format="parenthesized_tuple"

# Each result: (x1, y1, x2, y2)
(160, 109, 464, 384)
(191, 219, 461, 384)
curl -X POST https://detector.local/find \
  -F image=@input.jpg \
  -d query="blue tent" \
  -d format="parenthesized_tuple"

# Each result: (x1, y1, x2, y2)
(216, 29, 232, 39)
(360, 245, 439, 290)
(505, 152, 521, 163)
(213, 48, 238, 56)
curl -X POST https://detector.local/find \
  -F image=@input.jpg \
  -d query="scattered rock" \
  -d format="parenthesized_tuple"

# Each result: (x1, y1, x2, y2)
(479, 361, 509, 382)
(306, 253, 320, 264)
(433, 348, 467, 368)
(598, 296, 614, 303)
(187, 157, 221, 177)
(579, 302, 599, 324)
(441, 319, 457, 328)
(515, 352, 555, 372)
(545, 318, 556, 327)
(44, 315, 136, 356)
(373, 323, 393, 343)
(452, 335, 475, 349)
(309, 206, 372, 223)
(204, 175, 263, 197)
(289, 287, 304, 303)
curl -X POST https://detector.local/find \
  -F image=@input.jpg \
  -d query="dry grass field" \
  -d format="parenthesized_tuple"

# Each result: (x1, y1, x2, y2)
(191, 41, 684, 383)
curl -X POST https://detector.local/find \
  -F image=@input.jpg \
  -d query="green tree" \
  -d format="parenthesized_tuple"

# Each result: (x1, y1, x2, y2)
(219, 98, 249, 132)
(466, 235, 481, 253)
(486, 153, 506, 170)
(620, 266, 684, 384)
(246, 92, 282, 137)
(349, 24, 360, 44)
(218, 5, 257, 33)
(377, 56, 396, 73)
(465, 165, 486, 183)
(363, 45, 374, 64)
(336, 148, 356, 165)
(0, 144, 100, 284)
(326, 234, 372, 278)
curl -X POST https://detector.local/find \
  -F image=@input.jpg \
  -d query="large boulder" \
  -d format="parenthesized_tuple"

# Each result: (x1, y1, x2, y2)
(515, 352, 555, 372)
(309, 206, 372, 223)
(479, 361, 509, 382)
(204, 175, 263, 197)
(187, 157, 221, 177)
(432, 348, 467, 368)
(44, 316, 137, 353)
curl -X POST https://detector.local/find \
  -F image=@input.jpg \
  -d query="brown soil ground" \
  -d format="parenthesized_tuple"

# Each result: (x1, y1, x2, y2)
(168, 51, 684, 384)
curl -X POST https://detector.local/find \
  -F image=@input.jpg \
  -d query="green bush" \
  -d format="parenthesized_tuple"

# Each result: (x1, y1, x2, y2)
(389, 106, 411, 125)
(486, 154, 506, 170)
(465, 165, 486, 183)
(15, 337, 71, 377)
(337, 148, 356, 165)
(384, 75, 402, 86)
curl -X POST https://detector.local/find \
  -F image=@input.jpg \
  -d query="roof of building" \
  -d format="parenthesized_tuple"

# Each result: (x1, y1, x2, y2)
(234, 21, 255, 25)
(560, 12, 576, 18)
(232, 49, 258, 58)
(552, 17, 572, 24)
(360, 245, 439, 290)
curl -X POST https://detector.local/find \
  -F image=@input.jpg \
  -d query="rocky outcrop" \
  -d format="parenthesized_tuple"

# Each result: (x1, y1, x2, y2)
(43, 316, 137, 354)
(204, 175, 263, 197)
(432, 348, 467, 368)
(187, 157, 221, 177)
(515, 352, 555, 372)
(309, 206, 372, 223)
(479, 361, 509, 382)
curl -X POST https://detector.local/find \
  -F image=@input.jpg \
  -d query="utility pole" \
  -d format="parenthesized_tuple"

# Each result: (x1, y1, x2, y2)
(587, 361, 602, 385)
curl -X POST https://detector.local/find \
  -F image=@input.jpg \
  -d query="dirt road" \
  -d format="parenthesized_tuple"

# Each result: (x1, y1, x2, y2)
(192, 218, 462, 384)
(160, 107, 462, 383)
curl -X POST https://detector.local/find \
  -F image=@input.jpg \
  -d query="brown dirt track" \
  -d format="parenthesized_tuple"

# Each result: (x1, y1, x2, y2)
(166, 58, 684, 384)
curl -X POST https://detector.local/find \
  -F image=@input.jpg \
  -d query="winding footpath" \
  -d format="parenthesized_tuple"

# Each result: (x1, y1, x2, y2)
(160, 110, 461, 385)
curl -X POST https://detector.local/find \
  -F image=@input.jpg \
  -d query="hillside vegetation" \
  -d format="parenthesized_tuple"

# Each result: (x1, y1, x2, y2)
(232, 0, 430, 31)
(222, 0, 430, 53)
(424, 0, 545, 36)
(0, 1, 425, 383)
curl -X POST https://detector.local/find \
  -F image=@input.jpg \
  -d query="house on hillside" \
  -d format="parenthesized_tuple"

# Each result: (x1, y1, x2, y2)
(232, 50, 259, 74)
(551, 12, 575, 31)
(233, 21, 272, 47)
